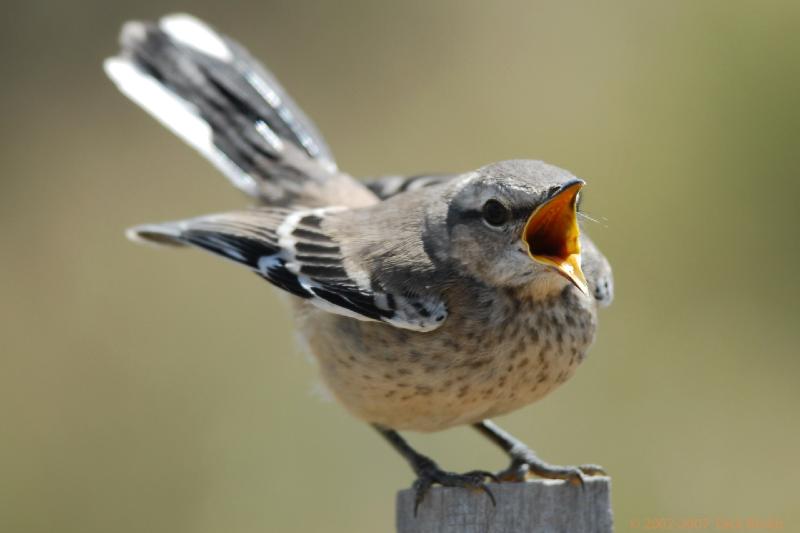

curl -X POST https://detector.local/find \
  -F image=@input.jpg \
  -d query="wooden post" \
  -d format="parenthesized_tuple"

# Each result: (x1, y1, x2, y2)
(396, 477, 612, 533)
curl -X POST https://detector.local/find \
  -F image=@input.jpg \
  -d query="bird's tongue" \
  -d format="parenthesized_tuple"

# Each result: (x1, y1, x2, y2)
(522, 182, 588, 294)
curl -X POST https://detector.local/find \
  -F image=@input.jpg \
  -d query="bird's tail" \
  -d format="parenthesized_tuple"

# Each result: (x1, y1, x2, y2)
(104, 14, 375, 207)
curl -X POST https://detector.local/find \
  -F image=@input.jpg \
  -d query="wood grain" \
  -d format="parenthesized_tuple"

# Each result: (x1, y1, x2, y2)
(396, 477, 612, 533)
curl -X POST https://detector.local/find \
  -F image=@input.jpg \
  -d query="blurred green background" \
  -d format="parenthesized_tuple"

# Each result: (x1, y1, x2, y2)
(2, 1, 799, 531)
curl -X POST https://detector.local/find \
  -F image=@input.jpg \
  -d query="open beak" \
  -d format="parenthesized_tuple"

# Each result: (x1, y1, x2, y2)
(522, 180, 588, 294)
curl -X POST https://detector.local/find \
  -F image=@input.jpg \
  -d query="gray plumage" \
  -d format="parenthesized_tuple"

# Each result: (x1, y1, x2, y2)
(364, 174, 456, 200)
(105, 12, 614, 498)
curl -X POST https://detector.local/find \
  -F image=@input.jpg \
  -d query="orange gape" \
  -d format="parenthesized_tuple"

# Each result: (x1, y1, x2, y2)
(523, 181, 588, 294)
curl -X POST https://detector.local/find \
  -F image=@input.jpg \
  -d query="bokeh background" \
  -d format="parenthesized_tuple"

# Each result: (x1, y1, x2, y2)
(2, 1, 799, 531)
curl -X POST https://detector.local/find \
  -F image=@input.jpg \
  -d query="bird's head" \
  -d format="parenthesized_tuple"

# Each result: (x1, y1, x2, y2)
(442, 160, 588, 295)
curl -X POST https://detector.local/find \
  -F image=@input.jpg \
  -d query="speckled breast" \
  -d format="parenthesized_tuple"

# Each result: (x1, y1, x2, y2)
(298, 285, 598, 432)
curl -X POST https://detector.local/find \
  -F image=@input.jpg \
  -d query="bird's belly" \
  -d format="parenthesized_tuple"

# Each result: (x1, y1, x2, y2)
(297, 293, 597, 432)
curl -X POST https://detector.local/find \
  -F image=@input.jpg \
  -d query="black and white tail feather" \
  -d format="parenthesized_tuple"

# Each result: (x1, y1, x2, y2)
(108, 14, 447, 331)
(104, 13, 373, 207)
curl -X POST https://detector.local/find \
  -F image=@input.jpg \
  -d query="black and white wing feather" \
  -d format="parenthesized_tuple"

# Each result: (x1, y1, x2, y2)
(580, 233, 614, 307)
(104, 14, 374, 207)
(129, 208, 447, 332)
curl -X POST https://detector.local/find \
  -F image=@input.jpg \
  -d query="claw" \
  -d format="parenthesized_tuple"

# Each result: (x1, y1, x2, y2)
(497, 454, 605, 487)
(473, 421, 606, 491)
(375, 426, 499, 516)
(478, 483, 497, 507)
(497, 459, 529, 482)
(464, 469, 500, 483)
(412, 464, 497, 516)
(578, 464, 606, 476)
(567, 467, 588, 488)
(412, 477, 433, 516)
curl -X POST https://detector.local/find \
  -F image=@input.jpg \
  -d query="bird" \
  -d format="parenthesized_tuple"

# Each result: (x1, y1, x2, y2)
(104, 13, 614, 513)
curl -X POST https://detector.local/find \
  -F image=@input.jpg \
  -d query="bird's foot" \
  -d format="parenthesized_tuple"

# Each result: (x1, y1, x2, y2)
(411, 456, 497, 515)
(497, 450, 605, 487)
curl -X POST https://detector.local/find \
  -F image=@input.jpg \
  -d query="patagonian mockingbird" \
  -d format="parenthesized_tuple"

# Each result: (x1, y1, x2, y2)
(105, 14, 614, 513)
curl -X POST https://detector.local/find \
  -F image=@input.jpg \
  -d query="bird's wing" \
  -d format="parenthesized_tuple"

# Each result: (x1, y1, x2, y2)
(104, 14, 374, 207)
(363, 174, 457, 200)
(580, 233, 614, 307)
(129, 207, 448, 331)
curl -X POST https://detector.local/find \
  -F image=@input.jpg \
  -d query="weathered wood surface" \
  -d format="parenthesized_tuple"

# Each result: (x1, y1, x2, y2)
(396, 477, 612, 533)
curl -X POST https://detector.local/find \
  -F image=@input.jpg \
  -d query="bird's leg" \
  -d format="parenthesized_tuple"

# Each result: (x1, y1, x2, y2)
(473, 419, 605, 485)
(373, 424, 497, 515)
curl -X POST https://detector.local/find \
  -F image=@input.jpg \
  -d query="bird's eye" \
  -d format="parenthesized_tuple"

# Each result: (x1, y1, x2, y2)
(481, 199, 510, 226)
